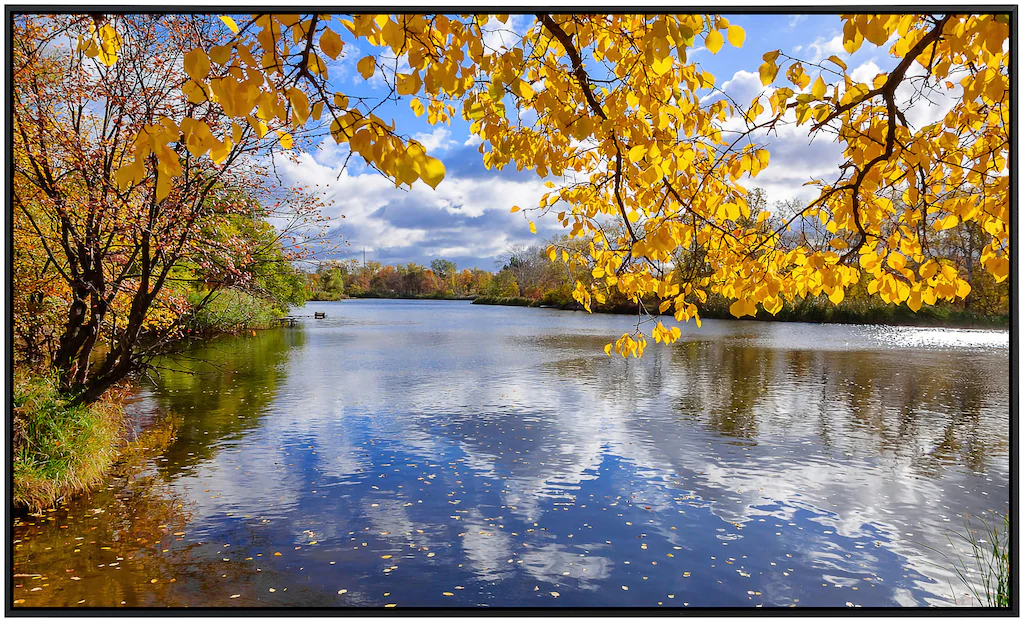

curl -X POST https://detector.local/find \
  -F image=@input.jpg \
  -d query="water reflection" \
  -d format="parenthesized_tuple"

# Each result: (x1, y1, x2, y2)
(12, 300, 1009, 608)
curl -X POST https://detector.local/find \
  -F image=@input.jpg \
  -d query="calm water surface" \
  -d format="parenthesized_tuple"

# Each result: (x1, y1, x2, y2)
(12, 300, 1010, 608)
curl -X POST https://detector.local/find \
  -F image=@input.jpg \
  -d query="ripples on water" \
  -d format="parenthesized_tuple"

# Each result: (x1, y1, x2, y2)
(12, 300, 1009, 608)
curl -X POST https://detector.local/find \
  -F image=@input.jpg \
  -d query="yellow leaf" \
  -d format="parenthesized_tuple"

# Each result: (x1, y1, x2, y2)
(729, 299, 747, 318)
(727, 25, 745, 48)
(114, 161, 144, 190)
(510, 206, 520, 213)
(419, 155, 445, 189)
(278, 131, 293, 149)
(184, 49, 211, 81)
(933, 214, 958, 230)
(289, 87, 310, 126)
(357, 56, 376, 80)
(183, 81, 208, 104)
(628, 144, 647, 162)
(248, 116, 268, 138)
(220, 16, 239, 33)
(572, 116, 592, 141)
(826, 55, 847, 71)
(529, 221, 537, 234)
(812, 75, 826, 98)
(828, 287, 845, 305)
(705, 29, 724, 54)
(319, 27, 343, 60)
(604, 343, 613, 356)
(396, 72, 421, 96)
(410, 98, 425, 117)
(513, 79, 535, 99)
(758, 61, 777, 86)
(209, 44, 232, 65)
(907, 290, 923, 312)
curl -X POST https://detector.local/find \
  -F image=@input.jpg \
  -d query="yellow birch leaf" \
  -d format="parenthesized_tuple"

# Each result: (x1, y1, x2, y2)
(357, 56, 376, 79)
(319, 27, 343, 60)
(419, 155, 445, 189)
(812, 75, 826, 98)
(758, 61, 778, 86)
(727, 25, 745, 47)
(410, 98, 425, 117)
(705, 29, 724, 54)
(184, 49, 211, 81)
(220, 16, 239, 33)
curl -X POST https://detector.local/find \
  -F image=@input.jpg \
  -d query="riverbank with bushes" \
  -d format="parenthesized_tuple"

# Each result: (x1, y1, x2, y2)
(472, 292, 1009, 329)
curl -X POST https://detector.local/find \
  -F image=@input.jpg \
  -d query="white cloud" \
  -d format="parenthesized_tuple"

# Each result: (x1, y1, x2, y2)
(273, 141, 550, 265)
(803, 32, 847, 64)
(850, 60, 882, 85)
(788, 15, 808, 30)
(412, 127, 457, 153)
(721, 70, 765, 105)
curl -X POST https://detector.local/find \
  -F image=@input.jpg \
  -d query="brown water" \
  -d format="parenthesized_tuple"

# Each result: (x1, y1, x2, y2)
(12, 300, 1011, 608)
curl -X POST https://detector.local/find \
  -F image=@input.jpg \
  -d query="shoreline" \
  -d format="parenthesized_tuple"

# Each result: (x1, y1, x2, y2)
(467, 296, 1009, 330)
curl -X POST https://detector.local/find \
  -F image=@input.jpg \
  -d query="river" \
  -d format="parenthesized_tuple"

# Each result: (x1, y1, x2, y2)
(12, 299, 1011, 608)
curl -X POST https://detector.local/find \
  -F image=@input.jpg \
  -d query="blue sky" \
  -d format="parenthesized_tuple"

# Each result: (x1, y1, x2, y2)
(271, 13, 942, 270)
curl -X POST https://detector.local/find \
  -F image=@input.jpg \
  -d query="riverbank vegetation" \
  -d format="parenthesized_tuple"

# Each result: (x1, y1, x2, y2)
(952, 513, 1011, 607)
(12, 374, 125, 511)
(304, 259, 494, 300)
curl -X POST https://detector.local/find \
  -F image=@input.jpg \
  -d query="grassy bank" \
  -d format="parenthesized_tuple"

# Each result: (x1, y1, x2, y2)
(471, 295, 536, 307)
(12, 374, 182, 513)
(473, 293, 1008, 329)
(12, 374, 127, 512)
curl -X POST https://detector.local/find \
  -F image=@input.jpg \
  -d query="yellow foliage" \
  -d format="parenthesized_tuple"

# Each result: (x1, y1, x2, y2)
(95, 12, 1006, 354)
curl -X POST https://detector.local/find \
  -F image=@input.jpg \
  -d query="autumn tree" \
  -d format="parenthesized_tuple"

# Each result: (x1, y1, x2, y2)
(12, 14, 322, 403)
(70, 12, 1010, 359)
(430, 259, 459, 294)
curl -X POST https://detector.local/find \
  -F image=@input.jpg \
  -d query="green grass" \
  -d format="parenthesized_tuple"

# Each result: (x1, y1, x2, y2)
(13, 374, 125, 512)
(947, 512, 1011, 607)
